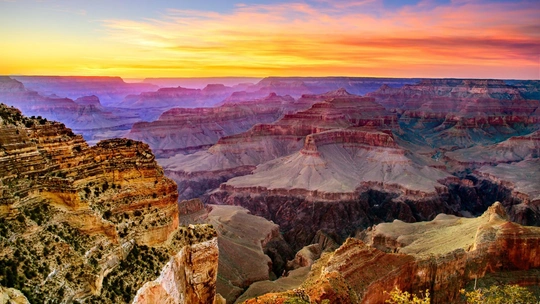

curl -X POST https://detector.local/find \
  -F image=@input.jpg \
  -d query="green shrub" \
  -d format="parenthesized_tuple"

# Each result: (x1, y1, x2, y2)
(386, 287, 430, 304)
(461, 284, 537, 304)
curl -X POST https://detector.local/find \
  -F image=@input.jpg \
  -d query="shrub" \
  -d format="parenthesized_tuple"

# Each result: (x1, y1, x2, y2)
(103, 210, 112, 219)
(386, 287, 430, 304)
(461, 284, 537, 304)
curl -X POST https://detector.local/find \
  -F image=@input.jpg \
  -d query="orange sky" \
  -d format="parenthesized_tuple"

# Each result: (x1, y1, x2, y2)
(1, 0, 539, 79)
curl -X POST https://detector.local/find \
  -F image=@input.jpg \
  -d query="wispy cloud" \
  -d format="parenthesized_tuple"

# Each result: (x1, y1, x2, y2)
(85, 0, 540, 78)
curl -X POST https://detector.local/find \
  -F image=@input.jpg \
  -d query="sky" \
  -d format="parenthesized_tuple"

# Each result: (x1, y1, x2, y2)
(0, 0, 539, 79)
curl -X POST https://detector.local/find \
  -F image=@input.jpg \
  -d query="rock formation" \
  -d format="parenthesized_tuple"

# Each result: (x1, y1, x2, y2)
(0, 104, 219, 303)
(164, 90, 399, 201)
(368, 79, 540, 149)
(178, 202, 293, 303)
(128, 93, 299, 157)
(472, 159, 540, 225)
(445, 130, 540, 169)
(243, 202, 540, 303)
(207, 127, 458, 251)
(121, 84, 240, 109)
(132, 234, 219, 304)
(12, 76, 157, 107)
(0, 77, 142, 142)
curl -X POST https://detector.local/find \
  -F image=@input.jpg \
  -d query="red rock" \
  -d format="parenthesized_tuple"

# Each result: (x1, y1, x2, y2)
(128, 93, 299, 157)
(246, 203, 540, 303)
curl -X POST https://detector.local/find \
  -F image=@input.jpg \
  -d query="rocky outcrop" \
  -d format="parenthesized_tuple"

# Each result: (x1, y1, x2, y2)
(470, 159, 540, 225)
(179, 203, 293, 303)
(0, 286, 29, 304)
(129, 93, 298, 157)
(132, 235, 219, 304)
(244, 203, 540, 303)
(445, 130, 540, 170)
(0, 104, 219, 303)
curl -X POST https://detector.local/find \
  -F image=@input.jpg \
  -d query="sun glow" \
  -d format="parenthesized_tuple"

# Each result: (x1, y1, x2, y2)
(1, 0, 539, 79)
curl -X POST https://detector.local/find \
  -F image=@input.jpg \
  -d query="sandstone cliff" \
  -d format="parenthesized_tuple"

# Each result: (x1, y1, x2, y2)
(244, 202, 540, 303)
(178, 202, 293, 303)
(0, 104, 219, 303)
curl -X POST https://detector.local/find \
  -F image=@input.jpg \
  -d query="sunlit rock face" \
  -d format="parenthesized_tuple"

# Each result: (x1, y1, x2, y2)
(244, 203, 540, 303)
(132, 236, 219, 304)
(0, 104, 219, 303)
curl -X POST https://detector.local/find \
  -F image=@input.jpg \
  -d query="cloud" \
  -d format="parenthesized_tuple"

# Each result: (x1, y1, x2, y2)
(98, 0, 540, 78)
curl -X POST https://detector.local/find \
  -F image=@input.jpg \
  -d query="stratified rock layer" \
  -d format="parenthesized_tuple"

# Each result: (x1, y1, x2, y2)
(368, 79, 540, 149)
(179, 202, 293, 303)
(133, 236, 219, 304)
(0, 104, 219, 303)
(244, 203, 540, 303)
(130, 93, 299, 157)
(166, 90, 399, 201)
(0, 77, 142, 141)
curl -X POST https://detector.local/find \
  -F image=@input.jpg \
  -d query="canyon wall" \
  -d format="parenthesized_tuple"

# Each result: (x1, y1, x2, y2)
(0, 104, 219, 303)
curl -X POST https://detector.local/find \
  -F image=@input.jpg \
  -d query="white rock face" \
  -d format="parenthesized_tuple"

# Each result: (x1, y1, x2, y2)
(132, 237, 219, 304)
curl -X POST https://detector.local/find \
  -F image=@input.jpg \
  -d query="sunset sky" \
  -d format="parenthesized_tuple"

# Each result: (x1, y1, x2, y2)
(1, 0, 539, 79)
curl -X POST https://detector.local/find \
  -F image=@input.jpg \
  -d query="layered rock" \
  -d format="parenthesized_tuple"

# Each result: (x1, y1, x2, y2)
(207, 127, 456, 250)
(445, 130, 540, 169)
(252, 77, 418, 98)
(179, 203, 292, 303)
(471, 159, 540, 225)
(245, 203, 540, 303)
(132, 235, 219, 304)
(12, 76, 157, 107)
(164, 90, 398, 200)
(0, 77, 142, 142)
(129, 93, 298, 157)
(0, 104, 219, 303)
(368, 79, 540, 149)
(121, 84, 240, 109)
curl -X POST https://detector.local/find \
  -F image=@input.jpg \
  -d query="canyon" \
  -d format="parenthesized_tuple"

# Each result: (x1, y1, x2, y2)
(0, 104, 220, 303)
(244, 202, 540, 303)
(1, 76, 539, 303)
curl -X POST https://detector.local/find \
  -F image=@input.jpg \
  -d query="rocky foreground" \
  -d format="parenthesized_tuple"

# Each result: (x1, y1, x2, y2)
(0, 104, 221, 303)
(244, 202, 540, 303)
